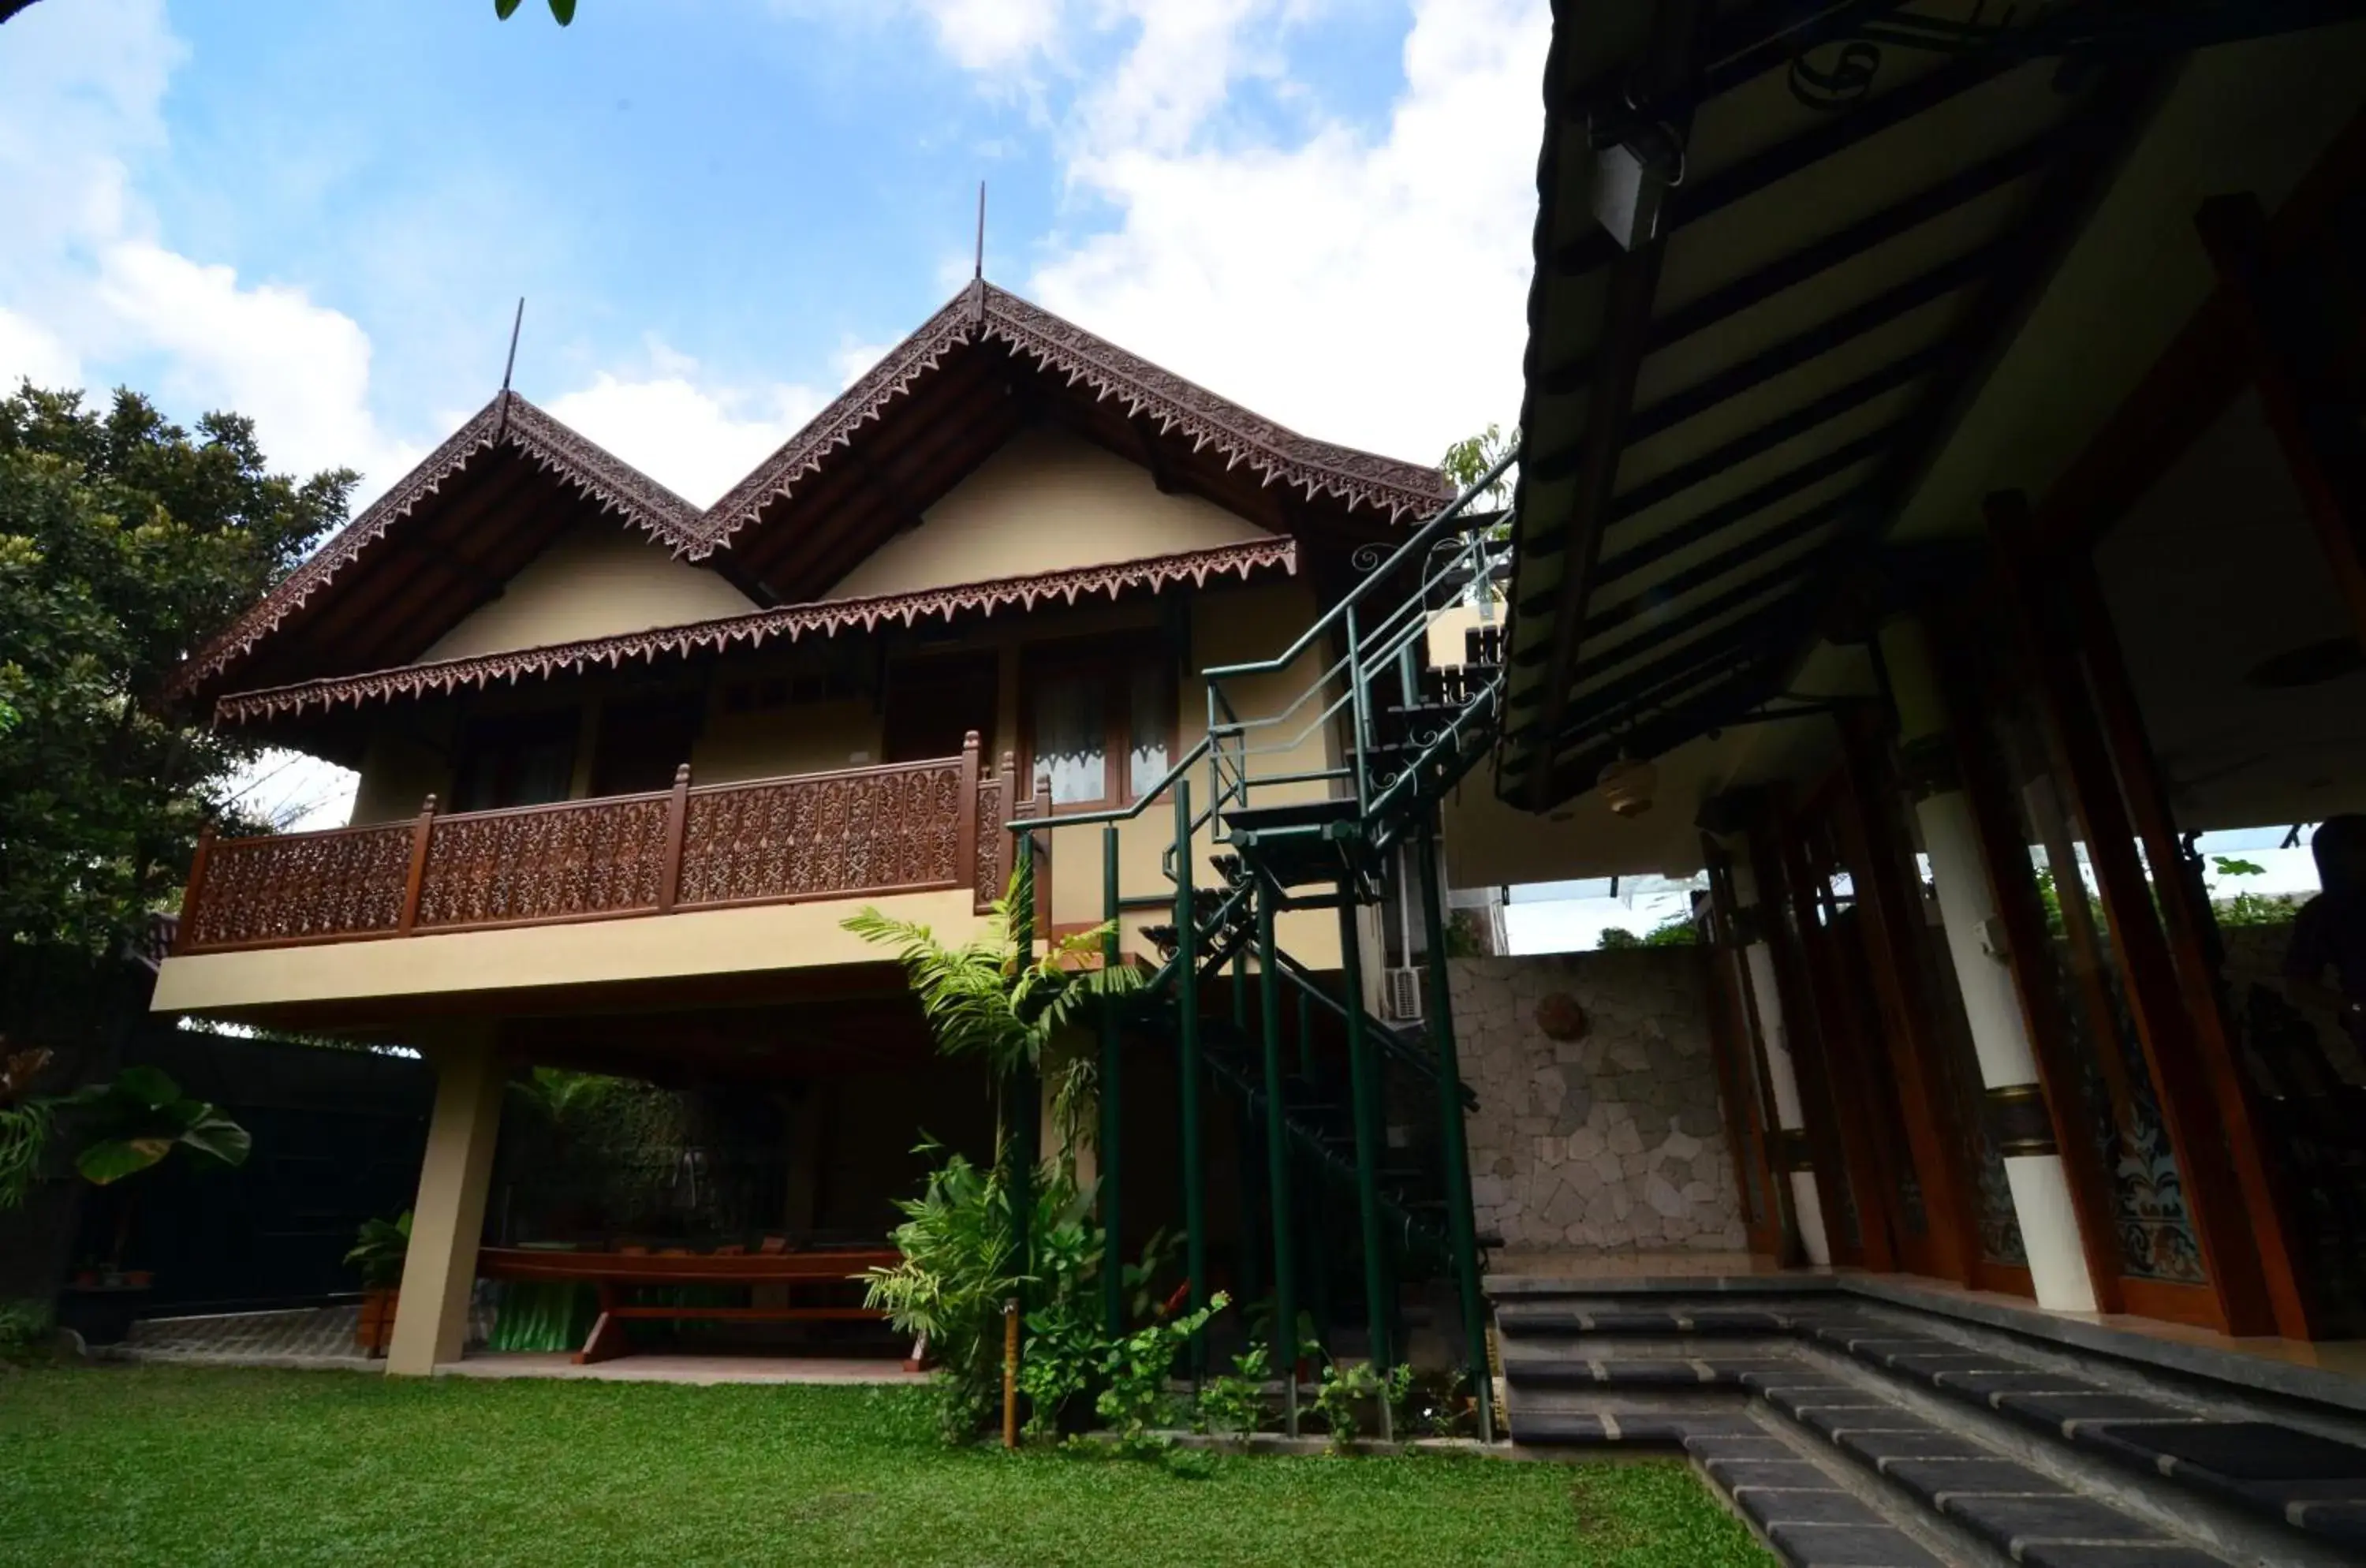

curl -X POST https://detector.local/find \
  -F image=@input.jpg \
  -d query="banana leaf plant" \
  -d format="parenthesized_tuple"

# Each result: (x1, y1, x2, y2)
(60, 1066, 250, 1186)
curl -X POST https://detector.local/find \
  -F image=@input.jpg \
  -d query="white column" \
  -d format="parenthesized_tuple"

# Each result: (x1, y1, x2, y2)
(1730, 861, 1831, 1267)
(1881, 619, 2097, 1312)
(386, 1023, 504, 1376)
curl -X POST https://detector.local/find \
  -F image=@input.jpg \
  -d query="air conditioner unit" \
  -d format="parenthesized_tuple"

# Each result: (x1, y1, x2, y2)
(1383, 967, 1425, 1023)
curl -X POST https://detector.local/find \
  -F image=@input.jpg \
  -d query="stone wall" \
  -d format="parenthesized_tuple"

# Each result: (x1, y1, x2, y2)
(1452, 949, 1745, 1256)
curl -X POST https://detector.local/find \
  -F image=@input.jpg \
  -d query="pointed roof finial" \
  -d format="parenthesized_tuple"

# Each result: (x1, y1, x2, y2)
(495, 297, 525, 437)
(974, 181, 987, 281)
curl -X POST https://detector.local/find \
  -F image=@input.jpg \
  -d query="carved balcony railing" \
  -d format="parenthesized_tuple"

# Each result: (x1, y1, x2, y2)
(173, 734, 1017, 956)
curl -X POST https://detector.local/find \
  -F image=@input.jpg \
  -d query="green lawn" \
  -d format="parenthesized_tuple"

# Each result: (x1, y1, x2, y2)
(0, 1365, 1770, 1567)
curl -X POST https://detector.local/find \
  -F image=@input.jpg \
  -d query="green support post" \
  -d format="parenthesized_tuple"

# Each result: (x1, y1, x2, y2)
(1232, 939, 1260, 1315)
(1174, 782, 1208, 1381)
(1416, 816, 1493, 1441)
(1336, 896, 1393, 1441)
(1297, 988, 1317, 1083)
(1256, 875, 1301, 1435)
(1100, 824, 1125, 1341)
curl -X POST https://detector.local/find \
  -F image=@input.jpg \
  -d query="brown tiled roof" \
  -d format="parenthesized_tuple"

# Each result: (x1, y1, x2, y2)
(171, 280, 1443, 704)
(699, 282, 1450, 552)
(209, 536, 1298, 726)
(170, 393, 707, 697)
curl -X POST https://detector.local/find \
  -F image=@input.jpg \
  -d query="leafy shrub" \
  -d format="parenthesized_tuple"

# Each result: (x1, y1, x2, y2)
(863, 1146, 1021, 1442)
(1015, 1185, 1104, 1438)
(0, 1298, 53, 1360)
(1096, 1293, 1228, 1454)
(1313, 1358, 1413, 1452)
(1193, 1342, 1269, 1442)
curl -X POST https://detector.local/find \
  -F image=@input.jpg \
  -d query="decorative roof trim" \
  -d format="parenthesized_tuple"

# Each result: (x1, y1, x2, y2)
(174, 281, 1442, 701)
(211, 537, 1299, 726)
(170, 392, 707, 699)
(694, 281, 1450, 554)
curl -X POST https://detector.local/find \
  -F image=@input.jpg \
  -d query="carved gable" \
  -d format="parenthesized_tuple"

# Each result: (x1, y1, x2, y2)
(825, 427, 1273, 601)
(420, 519, 759, 663)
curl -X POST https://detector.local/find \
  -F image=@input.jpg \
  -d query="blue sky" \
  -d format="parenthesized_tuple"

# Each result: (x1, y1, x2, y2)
(2, 0, 1547, 508)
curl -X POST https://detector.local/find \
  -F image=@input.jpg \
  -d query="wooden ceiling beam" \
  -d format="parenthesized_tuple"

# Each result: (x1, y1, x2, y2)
(1625, 241, 2006, 444)
(1543, 134, 2055, 398)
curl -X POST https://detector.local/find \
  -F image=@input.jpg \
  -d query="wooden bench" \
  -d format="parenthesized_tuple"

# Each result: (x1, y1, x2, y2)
(478, 1245, 901, 1365)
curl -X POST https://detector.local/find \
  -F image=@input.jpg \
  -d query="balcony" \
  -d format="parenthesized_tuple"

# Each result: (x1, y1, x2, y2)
(174, 737, 1013, 958)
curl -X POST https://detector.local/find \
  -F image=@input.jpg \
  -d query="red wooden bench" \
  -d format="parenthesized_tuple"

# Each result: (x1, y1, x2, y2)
(477, 1245, 901, 1365)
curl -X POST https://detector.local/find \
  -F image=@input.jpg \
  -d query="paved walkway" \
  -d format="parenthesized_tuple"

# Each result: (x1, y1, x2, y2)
(438, 1352, 926, 1385)
(110, 1305, 378, 1369)
(102, 1305, 922, 1384)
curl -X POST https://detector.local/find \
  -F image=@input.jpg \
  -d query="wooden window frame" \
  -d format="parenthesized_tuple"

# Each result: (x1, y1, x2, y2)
(1019, 633, 1178, 814)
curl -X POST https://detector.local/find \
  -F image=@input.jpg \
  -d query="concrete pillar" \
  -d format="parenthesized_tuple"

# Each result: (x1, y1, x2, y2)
(1880, 619, 2098, 1313)
(1730, 861, 1832, 1267)
(386, 1024, 504, 1376)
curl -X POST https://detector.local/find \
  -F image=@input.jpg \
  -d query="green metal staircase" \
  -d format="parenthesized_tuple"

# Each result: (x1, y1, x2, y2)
(1007, 446, 1516, 1440)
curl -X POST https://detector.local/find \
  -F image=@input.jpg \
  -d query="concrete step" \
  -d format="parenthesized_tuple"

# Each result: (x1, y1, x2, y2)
(1807, 1317, 2366, 1559)
(1488, 1288, 2366, 1566)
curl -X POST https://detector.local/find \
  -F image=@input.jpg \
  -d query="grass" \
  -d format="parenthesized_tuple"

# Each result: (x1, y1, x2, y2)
(0, 1365, 1770, 1567)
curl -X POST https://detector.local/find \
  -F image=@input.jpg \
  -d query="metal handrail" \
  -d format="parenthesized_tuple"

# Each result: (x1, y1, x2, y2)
(1006, 734, 1214, 834)
(1200, 440, 1517, 684)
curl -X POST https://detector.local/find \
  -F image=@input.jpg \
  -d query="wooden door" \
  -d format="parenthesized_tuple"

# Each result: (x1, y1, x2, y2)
(883, 655, 999, 766)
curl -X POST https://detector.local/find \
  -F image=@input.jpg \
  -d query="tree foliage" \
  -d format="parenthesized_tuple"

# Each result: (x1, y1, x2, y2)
(494, 0, 577, 22)
(1439, 422, 1517, 510)
(0, 386, 352, 954)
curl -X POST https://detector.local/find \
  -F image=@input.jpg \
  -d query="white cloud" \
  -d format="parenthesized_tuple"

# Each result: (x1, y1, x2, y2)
(912, 0, 1065, 71)
(89, 241, 422, 486)
(916, 0, 1547, 469)
(0, 0, 420, 498)
(0, 308, 80, 390)
(546, 349, 827, 508)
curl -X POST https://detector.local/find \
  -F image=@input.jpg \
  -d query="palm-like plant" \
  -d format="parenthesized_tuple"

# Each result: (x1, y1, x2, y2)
(0, 1047, 53, 1211)
(843, 861, 1140, 1153)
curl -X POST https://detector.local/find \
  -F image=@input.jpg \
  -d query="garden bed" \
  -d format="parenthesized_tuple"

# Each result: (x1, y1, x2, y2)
(0, 1364, 1771, 1566)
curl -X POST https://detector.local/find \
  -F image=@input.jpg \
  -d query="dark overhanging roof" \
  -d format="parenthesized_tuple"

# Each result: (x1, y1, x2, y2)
(1495, 0, 2345, 812)
(173, 279, 1447, 707)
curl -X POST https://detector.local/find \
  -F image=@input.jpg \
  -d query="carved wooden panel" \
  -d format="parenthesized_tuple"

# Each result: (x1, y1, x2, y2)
(676, 763, 963, 907)
(414, 793, 670, 930)
(182, 825, 412, 950)
(972, 777, 1009, 913)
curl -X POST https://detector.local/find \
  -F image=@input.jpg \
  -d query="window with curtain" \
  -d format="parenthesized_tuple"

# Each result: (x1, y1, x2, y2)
(1027, 644, 1174, 808)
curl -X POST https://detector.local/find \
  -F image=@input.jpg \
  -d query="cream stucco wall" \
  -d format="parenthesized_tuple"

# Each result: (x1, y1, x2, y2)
(419, 521, 759, 663)
(349, 719, 458, 827)
(826, 427, 1274, 600)
(151, 887, 986, 1019)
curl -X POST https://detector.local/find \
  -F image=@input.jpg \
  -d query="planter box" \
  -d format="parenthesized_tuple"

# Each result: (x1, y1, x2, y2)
(356, 1286, 400, 1358)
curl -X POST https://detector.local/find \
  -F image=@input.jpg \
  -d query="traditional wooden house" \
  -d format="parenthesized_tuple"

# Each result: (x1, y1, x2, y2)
(151, 281, 1491, 1379)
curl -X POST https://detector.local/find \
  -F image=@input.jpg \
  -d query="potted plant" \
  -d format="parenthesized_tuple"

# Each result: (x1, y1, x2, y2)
(345, 1211, 411, 1357)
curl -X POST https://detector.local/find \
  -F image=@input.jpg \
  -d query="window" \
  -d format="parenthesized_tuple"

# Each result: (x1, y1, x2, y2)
(1024, 642, 1174, 808)
(452, 709, 580, 812)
